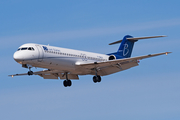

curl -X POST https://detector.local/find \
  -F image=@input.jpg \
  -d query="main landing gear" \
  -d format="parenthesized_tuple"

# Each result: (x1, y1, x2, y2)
(93, 75, 101, 83)
(63, 80, 72, 87)
(63, 72, 72, 87)
(93, 68, 101, 83)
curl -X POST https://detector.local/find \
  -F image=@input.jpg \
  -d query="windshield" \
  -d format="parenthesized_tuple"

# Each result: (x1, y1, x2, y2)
(17, 47, 35, 51)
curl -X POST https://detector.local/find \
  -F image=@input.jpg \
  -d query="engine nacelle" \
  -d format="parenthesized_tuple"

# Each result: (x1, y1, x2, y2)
(108, 55, 116, 60)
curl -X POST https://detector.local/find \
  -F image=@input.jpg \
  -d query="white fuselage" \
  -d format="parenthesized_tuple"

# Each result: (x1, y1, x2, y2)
(14, 43, 110, 75)
(10, 35, 169, 87)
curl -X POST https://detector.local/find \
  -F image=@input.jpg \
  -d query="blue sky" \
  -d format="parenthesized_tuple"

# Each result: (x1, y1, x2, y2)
(0, 0, 180, 120)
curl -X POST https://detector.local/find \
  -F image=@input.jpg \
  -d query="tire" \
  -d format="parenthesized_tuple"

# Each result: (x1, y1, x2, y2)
(93, 76, 98, 83)
(97, 75, 101, 82)
(63, 80, 72, 87)
(63, 80, 68, 87)
(67, 80, 72, 86)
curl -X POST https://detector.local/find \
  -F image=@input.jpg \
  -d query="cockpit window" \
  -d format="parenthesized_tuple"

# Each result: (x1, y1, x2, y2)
(17, 47, 35, 51)
(21, 47, 27, 50)
(28, 47, 34, 50)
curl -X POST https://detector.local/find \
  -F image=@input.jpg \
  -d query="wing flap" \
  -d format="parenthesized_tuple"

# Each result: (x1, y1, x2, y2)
(59, 74, 79, 80)
(38, 74, 59, 79)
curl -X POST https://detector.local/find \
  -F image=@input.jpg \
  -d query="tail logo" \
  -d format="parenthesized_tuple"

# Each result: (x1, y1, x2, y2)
(123, 43, 129, 56)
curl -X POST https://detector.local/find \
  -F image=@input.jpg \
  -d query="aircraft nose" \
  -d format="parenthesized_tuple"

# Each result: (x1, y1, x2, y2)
(13, 52, 23, 62)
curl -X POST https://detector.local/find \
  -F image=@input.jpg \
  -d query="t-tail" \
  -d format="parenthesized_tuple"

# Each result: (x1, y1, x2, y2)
(108, 35, 166, 59)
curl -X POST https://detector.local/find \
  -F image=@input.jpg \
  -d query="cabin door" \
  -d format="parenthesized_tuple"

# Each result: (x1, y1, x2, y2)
(36, 45, 44, 62)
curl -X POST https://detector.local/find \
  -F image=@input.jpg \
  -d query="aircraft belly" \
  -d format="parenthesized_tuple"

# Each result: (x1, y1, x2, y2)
(38, 57, 76, 70)
(21, 57, 76, 72)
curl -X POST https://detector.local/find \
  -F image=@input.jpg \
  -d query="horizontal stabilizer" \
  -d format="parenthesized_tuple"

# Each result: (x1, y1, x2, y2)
(109, 35, 166, 45)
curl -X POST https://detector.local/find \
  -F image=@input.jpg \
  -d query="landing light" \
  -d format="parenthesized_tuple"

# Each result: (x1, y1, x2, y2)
(166, 52, 168, 55)
(12, 75, 14, 78)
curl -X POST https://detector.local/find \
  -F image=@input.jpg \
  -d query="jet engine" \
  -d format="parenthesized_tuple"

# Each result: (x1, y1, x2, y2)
(108, 55, 116, 60)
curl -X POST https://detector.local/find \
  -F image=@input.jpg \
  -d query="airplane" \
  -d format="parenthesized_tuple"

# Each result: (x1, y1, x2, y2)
(9, 35, 171, 87)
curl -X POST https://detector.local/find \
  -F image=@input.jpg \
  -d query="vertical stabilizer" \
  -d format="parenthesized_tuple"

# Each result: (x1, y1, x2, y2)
(108, 35, 166, 58)
(117, 35, 136, 58)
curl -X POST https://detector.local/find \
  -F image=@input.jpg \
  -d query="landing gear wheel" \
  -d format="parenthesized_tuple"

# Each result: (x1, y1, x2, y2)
(97, 75, 101, 82)
(67, 80, 72, 86)
(93, 75, 101, 83)
(28, 71, 33, 76)
(63, 80, 68, 87)
(63, 80, 72, 87)
(93, 76, 98, 83)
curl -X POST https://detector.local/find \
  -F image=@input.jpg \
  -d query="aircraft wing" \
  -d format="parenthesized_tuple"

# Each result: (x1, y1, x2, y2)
(9, 70, 52, 76)
(76, 52, 171, 76)
(9, 70, 59, 79)
(8, 70, 79, 80)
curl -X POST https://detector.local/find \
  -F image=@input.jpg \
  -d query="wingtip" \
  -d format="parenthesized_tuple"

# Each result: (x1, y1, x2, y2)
(161, 35, 167, 37)
(166, 52, 172, 55)
(8, 75, 14, 78)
